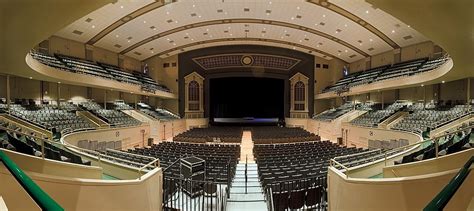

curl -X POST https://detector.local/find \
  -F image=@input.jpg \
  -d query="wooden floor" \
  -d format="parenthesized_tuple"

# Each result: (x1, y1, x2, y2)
(240, 131, 255, 163)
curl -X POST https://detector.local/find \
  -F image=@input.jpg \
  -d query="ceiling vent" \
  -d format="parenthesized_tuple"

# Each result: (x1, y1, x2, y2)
(244, 8, 250, 12)
(368, 47, 375, 51)
(319, 22, 325, 26)
(403, 35, 413, 40)
(72, 30, 83, 35)
(114, 44, 122, 48)
(296, 15, 302, 19)
(85, 18, 93, 23)
(134, 52, 142, 56)
(349, 54, 357, 58)
(166, 19, 173, 23)
(217, 9, 223, 13)
(266, 10, 271, 14)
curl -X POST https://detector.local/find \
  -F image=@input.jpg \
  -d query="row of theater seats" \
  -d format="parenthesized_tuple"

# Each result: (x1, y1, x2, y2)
(251, 127, 320, 144)
(173, 127, 242, 143)
(312, 102, 376, 122)
(254, 141, 363, 210)
(137, 103, 180, 120)
(0, 122, 90, 165)
(125, 142, 240, 182)
(395, 124, 474, 165)
(322, 57, 449, 93)
(350, 101, 411, 127)
(80, 101, 142, 127)
(30, 51, 171, 93)
(392, 104, 472, 134)
(0, 102, 95, 133)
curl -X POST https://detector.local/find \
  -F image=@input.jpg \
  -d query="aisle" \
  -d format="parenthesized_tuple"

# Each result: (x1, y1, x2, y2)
(227, 131, 267, 211)
(240, 131, 255, 163)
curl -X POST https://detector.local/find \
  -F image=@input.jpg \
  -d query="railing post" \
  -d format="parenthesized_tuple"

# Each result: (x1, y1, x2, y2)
(245, 154, 248, 194)
(41, 139, 45, 159)
(435, 139, 439, 159)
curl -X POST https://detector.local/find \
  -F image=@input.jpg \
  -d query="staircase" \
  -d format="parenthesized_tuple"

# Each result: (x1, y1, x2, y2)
(227, 131, 267, 211)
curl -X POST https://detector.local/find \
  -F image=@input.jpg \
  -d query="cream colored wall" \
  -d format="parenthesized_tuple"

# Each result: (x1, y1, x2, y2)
(1, 149, 102, 179)
(185, 118, 209, 130)
(90, 45, 118, 66)
(49, 36, 85, 59)
(371, 50, 395, 68)
(0, 166, 163, 211)
(349, 58, 368, 73)
(63, 124, 151, 150)
(342, 123, 421, 148)
(383, 148, 474, 178)
(400, 41, 434, 62)
(121, 55, 142, 72)
(328, 166, 473, 211)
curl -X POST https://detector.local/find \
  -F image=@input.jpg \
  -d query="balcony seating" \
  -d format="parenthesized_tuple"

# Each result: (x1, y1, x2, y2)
(312, 103, 355, 121)
(0, 122, 90, 165)
(322, 57, 450, 94)
(351, 101, 411, 127)
(395, 124, 473, 165)
(80, 101, 141, 127)
(137, 103, 180, 120)
(392, 104, 472, 134)
(173, 127, 242, 143)
(30, 51, 171, 94)
(113, 101, 134, 110)
(251, 127, 320, 144)
(4, 102, 95, 133)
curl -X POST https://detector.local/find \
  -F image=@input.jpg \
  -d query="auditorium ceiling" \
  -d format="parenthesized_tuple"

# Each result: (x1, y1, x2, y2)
(53, 0, 429, 62)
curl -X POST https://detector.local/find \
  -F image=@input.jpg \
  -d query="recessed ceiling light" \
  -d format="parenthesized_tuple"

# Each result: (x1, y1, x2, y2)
(166, 11, 170, 15)
(206, 28, 209, 31)
(297, 6, 300, 10)
(442, 81, 445, 83)
(191, 38, 194, 41)
(210, 35, 213, 38)
(344, 24, 347, 27)
(167, 38, 170, 41)
(198, 15, 202, 18)
(269, 1, 272, 4)
(266, 13, 270, 16)
(192, 4, 195, 7)
(280, 36, 284, 39)
(175, 20, 178, 23)
(391, 30, 395, 33)
(345, 50, 348, 53)
(128, 40, 131, 43)
(365, 10, 369, 14)
(421, 84, 424, 87)
(293, 47, 296, 49)
(115, 35, 119, 38)
(338, 53, 341, 56)
(120, 5, 124, 9)
(299, 40, 302, 42)
(151, 51, 154, 53)
(29, 77, 33, 79)
(322, 14, 326, 18)
(229, 34, 233, 36)
(291, 17, 295, 20)
(316, 45, 320, 47)
(91, 25, 95, 28)
(407, 25, 411, 28)
(58, 81, 61, 84)
(369, 38, 373, 42)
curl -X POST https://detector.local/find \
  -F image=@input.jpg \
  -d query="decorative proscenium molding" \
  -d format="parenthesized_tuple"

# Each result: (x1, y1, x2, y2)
(192, 53, 301, 71)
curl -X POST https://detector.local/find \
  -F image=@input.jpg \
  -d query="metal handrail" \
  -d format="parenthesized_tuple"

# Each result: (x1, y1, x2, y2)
(0, 151, 64, 211)
(424, 156, 473, 211)
(329, 159, 350, 178)
(138, 158, 160, 180)
(1, 125, 160, 178)
(106, 148, 155, 161)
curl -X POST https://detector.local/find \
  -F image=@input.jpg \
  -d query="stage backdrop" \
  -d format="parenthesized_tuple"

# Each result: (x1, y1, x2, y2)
(178, 45, 315, 118)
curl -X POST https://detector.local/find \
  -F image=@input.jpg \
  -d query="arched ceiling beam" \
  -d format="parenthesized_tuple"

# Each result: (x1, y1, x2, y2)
(120, 18, 370, 58)
(308, 0, 400, 49)
(142, 37, 343, 62)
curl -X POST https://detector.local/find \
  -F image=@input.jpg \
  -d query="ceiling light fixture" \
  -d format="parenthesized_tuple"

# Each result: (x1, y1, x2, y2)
(369, 38, 373, 42)
(91, 25, 95, 28)
(365, 10, 369, 14)
(322, 14, 326, 18)
(120, 5, 124, 9)
(391, 30, 395, 33)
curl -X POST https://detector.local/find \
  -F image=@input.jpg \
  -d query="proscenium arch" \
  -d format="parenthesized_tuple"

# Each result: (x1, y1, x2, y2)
(120, 18, 370, 58)
(142, 38, 344, 62)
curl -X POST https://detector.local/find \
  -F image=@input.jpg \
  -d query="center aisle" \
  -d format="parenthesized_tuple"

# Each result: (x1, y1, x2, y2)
(227, 131, 268, 211)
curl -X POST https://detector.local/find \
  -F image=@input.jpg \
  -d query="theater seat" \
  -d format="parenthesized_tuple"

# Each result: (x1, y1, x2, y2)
(306, 186, 322, 209)
(272, 191, 289, 211)
(289, 189, 305, 209)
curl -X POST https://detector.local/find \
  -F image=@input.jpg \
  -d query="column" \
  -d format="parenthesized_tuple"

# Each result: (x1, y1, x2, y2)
(6, 75, 10, 114)
(57, 82, 61, 108)
(104, 90, 107, 109)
